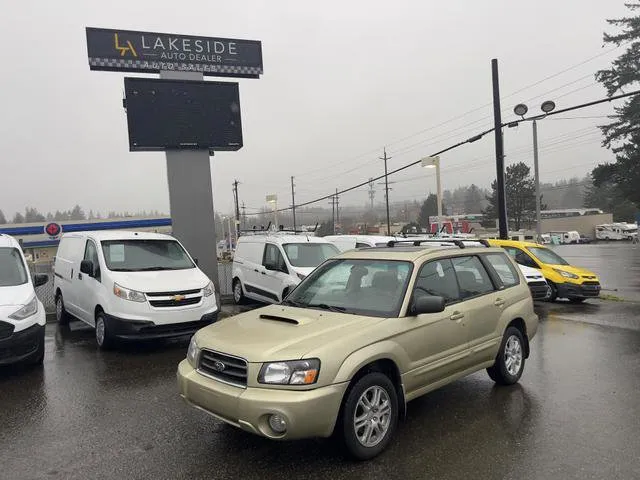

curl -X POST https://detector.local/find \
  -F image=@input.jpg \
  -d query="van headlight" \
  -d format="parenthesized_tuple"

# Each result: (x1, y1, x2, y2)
(202, 281, 215, 297)
(258, 359, 320, 385)
(9, 296, 38, 320)
(113, 282, 146, 302)
(187, 337, 200, 368)
(553, 269, 579, 279)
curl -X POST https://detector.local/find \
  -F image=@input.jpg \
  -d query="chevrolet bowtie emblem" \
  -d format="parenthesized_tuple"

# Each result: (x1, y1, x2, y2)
(173, 295, 186, 301)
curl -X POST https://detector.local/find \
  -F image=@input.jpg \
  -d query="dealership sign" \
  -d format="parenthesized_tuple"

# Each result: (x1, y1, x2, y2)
(86, 27, 263, 78)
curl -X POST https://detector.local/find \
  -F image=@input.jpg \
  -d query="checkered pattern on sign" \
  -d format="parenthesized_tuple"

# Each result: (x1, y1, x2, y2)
(88, 57, 262, 75)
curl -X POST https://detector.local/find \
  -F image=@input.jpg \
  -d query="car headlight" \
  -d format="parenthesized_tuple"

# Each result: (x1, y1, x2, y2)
(202, 281, 215, 297)
(553, 269, 579, 279)
(113, 282, 146, 302)
(9, 296, 38, 320)
(258, 359, 320, 385)
(187, 336, 200, 368)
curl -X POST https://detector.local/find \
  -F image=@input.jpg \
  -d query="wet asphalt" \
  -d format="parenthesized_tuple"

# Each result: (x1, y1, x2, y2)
(1, 297, 639, 480)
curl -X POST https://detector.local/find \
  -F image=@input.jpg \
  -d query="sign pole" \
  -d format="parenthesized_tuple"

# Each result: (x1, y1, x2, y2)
(161, 70, 220, 293)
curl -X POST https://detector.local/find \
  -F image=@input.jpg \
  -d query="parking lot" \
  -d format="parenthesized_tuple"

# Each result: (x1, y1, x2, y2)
(1, 243, 640, 480)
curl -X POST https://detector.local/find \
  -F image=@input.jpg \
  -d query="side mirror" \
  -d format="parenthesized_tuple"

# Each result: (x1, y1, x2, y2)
(33, 274, 49, 288)
(412, 295, 446, 315)
(80, 260, 94, 276)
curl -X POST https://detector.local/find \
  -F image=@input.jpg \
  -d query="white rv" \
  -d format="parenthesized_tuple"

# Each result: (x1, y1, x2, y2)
(595, 223, 638, 241)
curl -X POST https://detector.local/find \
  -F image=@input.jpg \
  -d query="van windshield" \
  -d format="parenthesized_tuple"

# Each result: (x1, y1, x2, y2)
(282, 243, 340, 268)
(101, 240, 195, 271)
(0, 247, 28, 286)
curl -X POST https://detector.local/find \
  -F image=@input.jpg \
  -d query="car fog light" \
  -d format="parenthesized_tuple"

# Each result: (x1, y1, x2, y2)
(269, 414, 287, 434)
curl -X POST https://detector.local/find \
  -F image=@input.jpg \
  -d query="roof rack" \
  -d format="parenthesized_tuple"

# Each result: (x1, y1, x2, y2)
(238, 222, 319, 236)
(386, 238, 490, 249)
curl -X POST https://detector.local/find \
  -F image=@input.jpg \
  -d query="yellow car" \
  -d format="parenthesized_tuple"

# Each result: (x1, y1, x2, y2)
(487, 239, 600, 303)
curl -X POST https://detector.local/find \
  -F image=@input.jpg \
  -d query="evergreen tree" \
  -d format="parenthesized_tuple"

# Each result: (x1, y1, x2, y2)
(593, 3, 640, 207)
(483, 162, 537, 231)
(0, 210, 6, 224)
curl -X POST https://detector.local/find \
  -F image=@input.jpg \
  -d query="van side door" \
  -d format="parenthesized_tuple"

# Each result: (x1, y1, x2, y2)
(75, 239, 102, 326)
(257, 244, 289, 303)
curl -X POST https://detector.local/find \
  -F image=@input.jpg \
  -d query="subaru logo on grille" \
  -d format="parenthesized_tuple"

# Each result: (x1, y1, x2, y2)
(213, 360, 226, 372)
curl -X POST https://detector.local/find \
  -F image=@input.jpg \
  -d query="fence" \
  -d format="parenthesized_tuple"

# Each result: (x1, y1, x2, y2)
(30, 261, 234, 314)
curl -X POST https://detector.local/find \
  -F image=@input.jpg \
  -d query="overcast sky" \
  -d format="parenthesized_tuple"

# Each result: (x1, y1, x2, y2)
(0, 0, 630, 220)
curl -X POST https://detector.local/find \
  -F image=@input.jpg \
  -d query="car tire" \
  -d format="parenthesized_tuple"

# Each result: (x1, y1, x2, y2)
(339, 372, 398, 461)
(232, 279, 245, 305)
(546, 282, 558, 302)
(487, 326, 526, 386)
(55, 294, 70, 326)
(95, 312, 114, 350)
(569, 297, 586, 304)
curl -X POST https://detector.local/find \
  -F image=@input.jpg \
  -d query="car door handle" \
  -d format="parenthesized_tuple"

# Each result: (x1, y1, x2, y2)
(494, 298, 505, 307)
(450, 312, 465, 321)
(254, 269, 259, 273)
(261, 271, 266, 275)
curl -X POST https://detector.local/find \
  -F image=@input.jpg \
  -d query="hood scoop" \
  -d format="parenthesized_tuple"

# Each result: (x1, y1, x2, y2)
(259, 314, 299, 325)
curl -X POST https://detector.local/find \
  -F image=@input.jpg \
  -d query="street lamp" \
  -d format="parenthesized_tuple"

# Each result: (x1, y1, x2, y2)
(266, 194, 278, 229)
(420, 156, 442, 236)
(512, 100, 556, 242)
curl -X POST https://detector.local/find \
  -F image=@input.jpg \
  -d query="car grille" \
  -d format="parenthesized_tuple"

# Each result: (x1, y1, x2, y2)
(582, 281, 600, 286)
(198, 350, 248, 388)
(146, 289, 202, 308)
(582, 275, 597, 280)
(528, 282, 549, 300)
(149, 297, 201, 308)
(0, 321, 15, 340)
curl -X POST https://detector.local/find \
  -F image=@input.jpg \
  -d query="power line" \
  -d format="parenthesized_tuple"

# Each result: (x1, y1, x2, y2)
(289, 43, 628, 183)
(279, 89, 640, 213)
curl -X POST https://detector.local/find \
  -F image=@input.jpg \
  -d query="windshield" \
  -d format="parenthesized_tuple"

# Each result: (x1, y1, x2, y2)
(282, 243, 340, 268)
(284, 259, 413, 317)
(101, 240, 195, 271)
(0, 247, 28, 287)
(527, 246, 569, 266)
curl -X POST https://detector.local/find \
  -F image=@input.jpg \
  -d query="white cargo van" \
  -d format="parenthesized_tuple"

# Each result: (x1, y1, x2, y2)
(0, 234, 49, 366)
(232, 233, 340, 304)
(323, 235, 400, 252)
(53, 231, 218, 349)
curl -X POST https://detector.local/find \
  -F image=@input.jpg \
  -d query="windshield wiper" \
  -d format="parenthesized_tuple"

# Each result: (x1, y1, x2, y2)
(281, 299, 305, 307)
(136, 266, 171, 271)
(308, 303, 347, 313)
(109, 268, 136, 272)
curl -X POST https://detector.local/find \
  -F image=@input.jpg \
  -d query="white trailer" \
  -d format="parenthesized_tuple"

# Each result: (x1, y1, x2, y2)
(595, 223, 638, 241)
(548, 230, 581, 244)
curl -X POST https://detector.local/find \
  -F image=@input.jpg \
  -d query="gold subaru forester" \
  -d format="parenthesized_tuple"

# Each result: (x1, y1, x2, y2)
(177, 240, 538, 460)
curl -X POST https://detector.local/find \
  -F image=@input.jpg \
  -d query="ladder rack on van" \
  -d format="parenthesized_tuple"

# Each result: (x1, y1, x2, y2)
(238, 222, 319, 236)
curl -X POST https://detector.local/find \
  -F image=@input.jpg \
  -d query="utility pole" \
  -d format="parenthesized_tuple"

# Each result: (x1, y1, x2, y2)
(241, 202, 247, 230)
(532, 120, 542, 242)
(380, 148, 391, 235)
(328, 194, 336, 235)
(335, 188, 340, 232)
(368, 178, 376, 211)
(291, 176, 297, 232)
(491, 59, 508, 240)
(232, 180, 241, 239)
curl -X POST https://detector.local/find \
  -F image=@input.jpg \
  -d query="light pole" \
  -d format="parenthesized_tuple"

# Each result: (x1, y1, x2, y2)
(512, 100, 556, 242)
(421, 156, 442, 236)
(266, 194, 278, 229)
